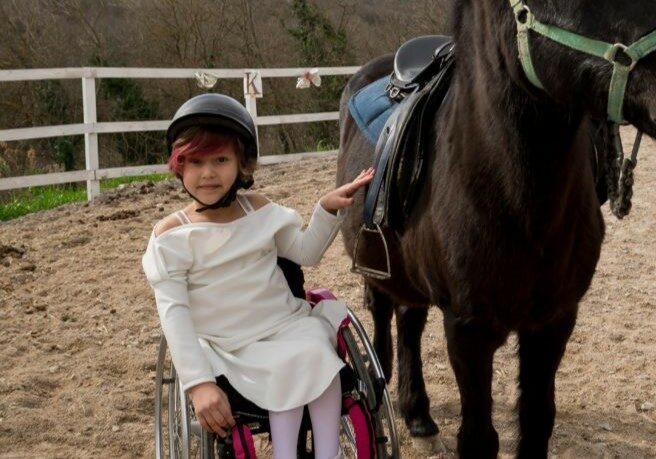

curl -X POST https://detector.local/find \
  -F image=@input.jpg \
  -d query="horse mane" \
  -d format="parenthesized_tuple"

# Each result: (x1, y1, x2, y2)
(450, 0, 626, 214)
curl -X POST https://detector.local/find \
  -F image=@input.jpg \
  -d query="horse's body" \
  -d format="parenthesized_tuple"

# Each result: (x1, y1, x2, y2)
(337, 1, 656, 457)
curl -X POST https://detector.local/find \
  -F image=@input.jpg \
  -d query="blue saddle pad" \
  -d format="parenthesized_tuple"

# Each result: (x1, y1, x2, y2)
(348, 76, 398, 146)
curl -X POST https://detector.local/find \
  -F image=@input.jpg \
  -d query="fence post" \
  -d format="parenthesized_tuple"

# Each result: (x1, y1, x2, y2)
(243, 70, 262, 158)
(82, 70, 100, 200)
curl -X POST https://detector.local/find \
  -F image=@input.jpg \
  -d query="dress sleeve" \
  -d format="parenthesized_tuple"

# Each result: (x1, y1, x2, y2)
(274, 203, 345, 266)
(142, 234, 216, 392)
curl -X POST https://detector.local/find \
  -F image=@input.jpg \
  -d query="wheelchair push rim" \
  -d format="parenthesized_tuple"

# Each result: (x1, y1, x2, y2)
(343, 308, 400, 459)
(155, 335, 214, 459)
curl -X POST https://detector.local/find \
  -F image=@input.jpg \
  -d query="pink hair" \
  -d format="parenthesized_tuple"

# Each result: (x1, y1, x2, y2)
(168, 128, 240, 177)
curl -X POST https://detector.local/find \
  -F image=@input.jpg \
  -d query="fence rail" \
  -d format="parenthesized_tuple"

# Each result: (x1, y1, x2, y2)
(0, 66, 360, 199)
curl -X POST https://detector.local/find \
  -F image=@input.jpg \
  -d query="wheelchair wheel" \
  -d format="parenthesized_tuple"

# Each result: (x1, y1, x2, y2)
(155, 336, 216, 459)
(340, 309, 400, 459)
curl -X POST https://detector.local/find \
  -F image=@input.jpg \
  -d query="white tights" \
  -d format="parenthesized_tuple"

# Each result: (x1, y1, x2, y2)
(269, 375, 341, 459)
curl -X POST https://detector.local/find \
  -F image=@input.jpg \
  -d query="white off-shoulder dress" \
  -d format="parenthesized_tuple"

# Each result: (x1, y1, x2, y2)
(142, 194, 347, 411)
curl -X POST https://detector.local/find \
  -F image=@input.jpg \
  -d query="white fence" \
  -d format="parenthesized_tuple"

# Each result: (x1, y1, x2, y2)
(0, 66, 360, 200)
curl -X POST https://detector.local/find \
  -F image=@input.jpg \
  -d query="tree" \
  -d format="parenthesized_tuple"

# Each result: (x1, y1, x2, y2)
(284, 0, 356, 149)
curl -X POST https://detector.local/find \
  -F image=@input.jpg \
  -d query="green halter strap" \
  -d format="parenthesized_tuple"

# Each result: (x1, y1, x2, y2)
(509, 0, 656, 123)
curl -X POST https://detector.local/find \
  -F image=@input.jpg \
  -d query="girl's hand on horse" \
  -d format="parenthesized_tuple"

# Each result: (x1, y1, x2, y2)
(189, 382, 235, 436)
(320, 168, 374, 214)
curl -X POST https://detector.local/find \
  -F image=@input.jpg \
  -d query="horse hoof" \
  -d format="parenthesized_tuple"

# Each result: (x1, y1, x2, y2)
(408, 417, 439, 437)
(411, 433, 446, 455)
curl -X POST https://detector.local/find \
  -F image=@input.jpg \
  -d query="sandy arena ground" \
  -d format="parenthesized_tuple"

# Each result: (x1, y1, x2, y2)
(0, 127, 654, 458)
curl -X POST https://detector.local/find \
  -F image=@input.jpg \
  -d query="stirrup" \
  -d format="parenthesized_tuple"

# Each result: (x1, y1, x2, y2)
(350, 223, 392, 280)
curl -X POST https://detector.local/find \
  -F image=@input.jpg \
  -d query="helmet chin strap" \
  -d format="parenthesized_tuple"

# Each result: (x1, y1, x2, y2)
(182, 177, 254, 213)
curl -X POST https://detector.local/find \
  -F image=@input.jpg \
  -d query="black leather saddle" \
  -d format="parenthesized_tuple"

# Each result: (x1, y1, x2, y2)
(353, 35, 455, 279)
(391, 35, 454, 93)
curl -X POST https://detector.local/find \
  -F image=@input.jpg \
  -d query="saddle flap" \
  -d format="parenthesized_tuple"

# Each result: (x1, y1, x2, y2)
(363, 88, 426, 227)
(363, 54, 455, 230)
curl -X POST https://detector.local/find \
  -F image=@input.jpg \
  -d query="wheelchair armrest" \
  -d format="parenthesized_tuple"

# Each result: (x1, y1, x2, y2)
(277, 259, 337, 305)
(305, 288, 337, 305)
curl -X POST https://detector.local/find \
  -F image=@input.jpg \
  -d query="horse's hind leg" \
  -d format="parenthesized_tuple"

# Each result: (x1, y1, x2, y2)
(443, 309, 505, 459)
(396, 305, 439, 437)
(517, 310, 576, 459)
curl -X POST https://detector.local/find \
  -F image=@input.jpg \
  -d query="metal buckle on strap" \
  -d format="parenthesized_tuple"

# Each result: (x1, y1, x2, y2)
(514, 4, 531, 25)
(605, 43, 638, 70)
(388, 86, 401, 99)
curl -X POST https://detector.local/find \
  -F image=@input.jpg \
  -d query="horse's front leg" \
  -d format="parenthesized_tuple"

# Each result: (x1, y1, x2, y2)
(365, 283, 394, 381)
(443, 309, 505, 459)
(517, 309, 577, 459)
(395, 305, 439, 437)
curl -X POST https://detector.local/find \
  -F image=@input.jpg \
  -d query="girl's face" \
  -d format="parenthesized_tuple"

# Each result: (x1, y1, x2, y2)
(181, 143, 239, 204)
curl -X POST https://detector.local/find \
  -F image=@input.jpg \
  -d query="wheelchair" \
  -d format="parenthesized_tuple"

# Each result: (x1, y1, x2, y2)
(154, 261, 399, 459)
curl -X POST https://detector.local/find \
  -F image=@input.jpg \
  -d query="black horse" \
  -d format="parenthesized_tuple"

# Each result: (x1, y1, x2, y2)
(337, 0, 656, 457)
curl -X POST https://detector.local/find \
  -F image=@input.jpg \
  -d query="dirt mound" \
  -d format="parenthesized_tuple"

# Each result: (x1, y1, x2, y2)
(0, 245, 25, 260)
(97, 210, 141, 222)
(0, 136, 655, 457)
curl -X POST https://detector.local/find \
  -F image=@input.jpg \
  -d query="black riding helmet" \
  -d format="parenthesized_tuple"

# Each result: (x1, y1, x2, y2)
(167, 93, 258, 212)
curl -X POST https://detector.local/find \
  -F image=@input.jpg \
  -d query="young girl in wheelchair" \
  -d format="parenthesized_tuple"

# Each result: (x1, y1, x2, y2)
(142, 93, 373, 459)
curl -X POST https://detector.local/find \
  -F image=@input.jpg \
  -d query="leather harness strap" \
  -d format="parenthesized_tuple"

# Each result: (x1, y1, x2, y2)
(509, 0, 654, 218)
(509, 0, 656, 123)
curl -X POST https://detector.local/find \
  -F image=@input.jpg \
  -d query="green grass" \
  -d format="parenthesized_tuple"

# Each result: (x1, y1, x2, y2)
(316, 139, 337, 152)
(0, 173, 171, 222)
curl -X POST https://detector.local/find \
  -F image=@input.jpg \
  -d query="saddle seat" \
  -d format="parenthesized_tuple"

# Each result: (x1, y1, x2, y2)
(393, 35, 454, 87)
